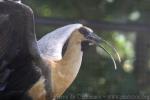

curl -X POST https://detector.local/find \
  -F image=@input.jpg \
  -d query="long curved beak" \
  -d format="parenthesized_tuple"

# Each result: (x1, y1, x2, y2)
(86, 32, 121, 69)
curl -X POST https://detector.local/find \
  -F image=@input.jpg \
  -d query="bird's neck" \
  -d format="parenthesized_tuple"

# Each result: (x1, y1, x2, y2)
(60, 36, 83, 76)
(51, 33, 83, 96)
(61, 38, 83, 78)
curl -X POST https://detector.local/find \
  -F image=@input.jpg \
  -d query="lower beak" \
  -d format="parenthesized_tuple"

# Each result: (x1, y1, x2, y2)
(86, 32, 121, 69)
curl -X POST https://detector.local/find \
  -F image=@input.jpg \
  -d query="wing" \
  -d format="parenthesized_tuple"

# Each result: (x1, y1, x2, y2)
(0, 1, 51, 99)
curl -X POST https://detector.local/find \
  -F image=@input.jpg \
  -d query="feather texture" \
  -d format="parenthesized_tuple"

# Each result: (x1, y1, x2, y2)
(38, 24, 83, 60)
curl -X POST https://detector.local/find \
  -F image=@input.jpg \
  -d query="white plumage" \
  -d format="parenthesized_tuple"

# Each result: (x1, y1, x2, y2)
(38, 24, 83, 60)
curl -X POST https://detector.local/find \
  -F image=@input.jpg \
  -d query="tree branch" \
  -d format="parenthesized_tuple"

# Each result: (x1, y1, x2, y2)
(35, 17, 150, 33)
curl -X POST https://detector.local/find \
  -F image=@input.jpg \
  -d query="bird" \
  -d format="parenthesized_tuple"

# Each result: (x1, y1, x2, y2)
(0, 0, 120, 100)
(0, 0, 52, 100)
(36, 24, 102, 98)
(34, 23, 120, 99)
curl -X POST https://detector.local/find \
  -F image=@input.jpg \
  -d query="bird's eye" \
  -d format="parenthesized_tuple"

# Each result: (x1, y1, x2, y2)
(79, 27, 91, 37)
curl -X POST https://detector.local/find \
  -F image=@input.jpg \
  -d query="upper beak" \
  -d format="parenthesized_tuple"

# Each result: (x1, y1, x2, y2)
(86, 32, 101, 45)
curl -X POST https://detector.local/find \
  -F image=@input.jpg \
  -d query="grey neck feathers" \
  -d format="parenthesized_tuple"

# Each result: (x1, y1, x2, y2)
(38, 24, 83, 61)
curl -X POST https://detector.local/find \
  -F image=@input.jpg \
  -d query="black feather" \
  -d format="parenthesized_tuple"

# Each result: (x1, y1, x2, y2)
(0, 1, 48, 100)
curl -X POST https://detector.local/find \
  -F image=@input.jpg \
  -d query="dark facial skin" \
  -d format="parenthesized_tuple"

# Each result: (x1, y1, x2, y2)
(79, 27, 92, 52)
(81, 41, 90, 52)
(63, 27, 94, 55)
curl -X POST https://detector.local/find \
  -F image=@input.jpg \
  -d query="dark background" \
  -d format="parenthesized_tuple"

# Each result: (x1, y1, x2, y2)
(23, 0, 150, 99)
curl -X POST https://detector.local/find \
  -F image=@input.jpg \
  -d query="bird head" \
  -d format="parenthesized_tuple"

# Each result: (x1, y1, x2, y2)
(78, 26, 101, 46)
(76, 26, 121, 69)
